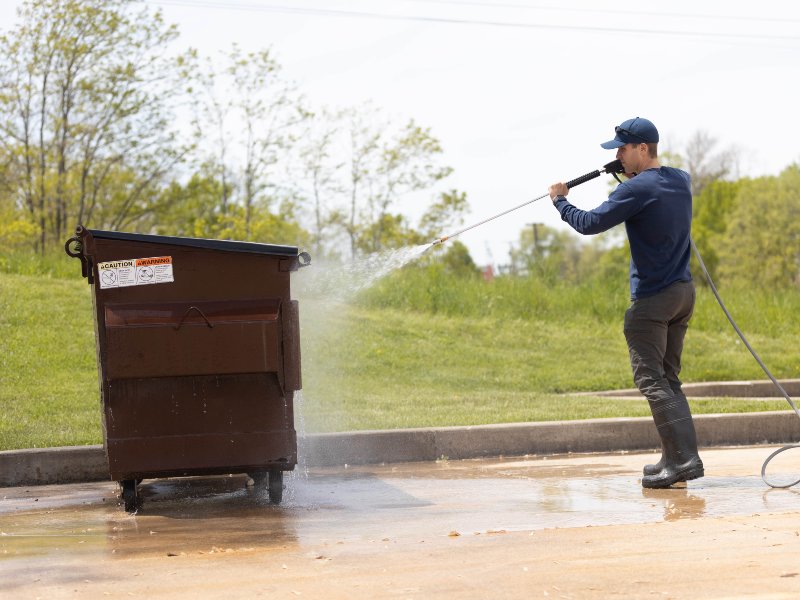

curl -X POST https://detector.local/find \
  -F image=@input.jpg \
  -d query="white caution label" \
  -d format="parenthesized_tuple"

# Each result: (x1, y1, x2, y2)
(97, 256, 175, 289)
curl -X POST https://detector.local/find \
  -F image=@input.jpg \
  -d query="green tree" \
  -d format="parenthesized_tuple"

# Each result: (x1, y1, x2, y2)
(690, 179, 742, 284)
(683, 130, 740, 197)
(509, 223, 583, 280)
(297, 108, 346, 259)
(418, 189, 469, 242)
(149, 170, 309, 247)
(366, 119, 452, 252)
(436, 240, 480, 277)
(189, 44, 309, 241)
(0, 204, 37, 249)
(341, 106, 452, 257)
(508, 221, 632, 288)
(716, 165, 800, 288)
(148, 172, 227, 238)
(0, 0, 189, 252)
(355, 212, 423, 252)
(297, 105, 455, 258)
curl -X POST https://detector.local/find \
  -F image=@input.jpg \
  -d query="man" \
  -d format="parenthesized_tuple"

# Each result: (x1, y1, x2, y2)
(547, 117, 703, 489)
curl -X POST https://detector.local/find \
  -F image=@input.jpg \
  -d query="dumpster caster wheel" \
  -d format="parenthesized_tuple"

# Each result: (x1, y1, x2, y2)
(248, 471, 283, 504)
(250, 471, 268, 488)
(268, 470, 283, 504)
(121, 479, 139, 513)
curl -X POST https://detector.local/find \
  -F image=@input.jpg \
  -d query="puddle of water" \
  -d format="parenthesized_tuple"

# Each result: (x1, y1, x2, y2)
(4, 452, 800, 563)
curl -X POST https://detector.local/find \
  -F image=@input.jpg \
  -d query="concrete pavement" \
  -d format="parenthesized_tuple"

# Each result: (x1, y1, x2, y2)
(3, 447, 800, 598)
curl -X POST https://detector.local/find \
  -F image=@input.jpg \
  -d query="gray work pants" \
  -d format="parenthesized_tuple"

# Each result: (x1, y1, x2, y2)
(623, 280, 696, 423)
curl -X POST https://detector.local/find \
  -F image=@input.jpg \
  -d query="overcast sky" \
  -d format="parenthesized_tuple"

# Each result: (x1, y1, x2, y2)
(3, 0, 798, 265)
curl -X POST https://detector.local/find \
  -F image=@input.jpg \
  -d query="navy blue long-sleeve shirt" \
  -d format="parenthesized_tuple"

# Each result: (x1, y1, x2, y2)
(554, 166, 693, 299)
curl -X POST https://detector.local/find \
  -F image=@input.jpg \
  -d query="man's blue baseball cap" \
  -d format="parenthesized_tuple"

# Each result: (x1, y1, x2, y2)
(600, 117, 659, 149)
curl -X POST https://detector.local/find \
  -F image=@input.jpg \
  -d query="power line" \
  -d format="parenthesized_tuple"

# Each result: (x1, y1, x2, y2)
(146, 0, 800, 43)
(398, 0, 800, 26)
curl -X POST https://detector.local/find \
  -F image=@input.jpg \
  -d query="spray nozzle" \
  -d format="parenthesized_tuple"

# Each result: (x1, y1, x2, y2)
(602, 159, 626, 184)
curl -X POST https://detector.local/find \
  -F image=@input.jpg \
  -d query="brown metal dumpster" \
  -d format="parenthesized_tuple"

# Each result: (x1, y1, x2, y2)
(65, 226, 310, 511)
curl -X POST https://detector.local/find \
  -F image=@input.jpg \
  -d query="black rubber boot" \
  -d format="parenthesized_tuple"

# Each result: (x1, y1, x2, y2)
(643, 446, 665, 476)
(641, 401, 704, 489)
(644, 383, 684, 476)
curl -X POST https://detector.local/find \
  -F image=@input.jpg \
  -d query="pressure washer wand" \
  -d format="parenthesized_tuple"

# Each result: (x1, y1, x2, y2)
(430, 160, 623, 247)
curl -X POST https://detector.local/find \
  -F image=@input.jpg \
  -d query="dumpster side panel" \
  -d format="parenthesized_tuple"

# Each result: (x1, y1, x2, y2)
(105, 374, 291, 437)
(80, 232, 300, 483)
(105, 319, 282, 379)
(107, 431, 296, 480)
(105, 374, 296, 480)
(282, 300, 302, 392)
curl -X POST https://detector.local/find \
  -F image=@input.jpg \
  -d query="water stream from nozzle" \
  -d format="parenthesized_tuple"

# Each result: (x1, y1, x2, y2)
(291, 243, 434, 476)
(295, 243, 431, 302)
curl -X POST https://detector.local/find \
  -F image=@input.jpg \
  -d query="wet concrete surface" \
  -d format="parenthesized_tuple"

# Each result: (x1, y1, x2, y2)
(3, 445, 800, 598)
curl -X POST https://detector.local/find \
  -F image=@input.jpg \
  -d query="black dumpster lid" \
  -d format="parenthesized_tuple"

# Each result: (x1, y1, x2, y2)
(85, 228, 299, 257)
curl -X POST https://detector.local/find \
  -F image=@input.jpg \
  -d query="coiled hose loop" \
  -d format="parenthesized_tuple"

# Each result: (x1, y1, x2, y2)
(690, 238, 800, 488)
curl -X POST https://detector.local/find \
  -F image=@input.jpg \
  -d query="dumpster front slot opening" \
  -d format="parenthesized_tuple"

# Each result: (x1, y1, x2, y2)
(105, 298, 281, 327)
(103, 298, 283, 379)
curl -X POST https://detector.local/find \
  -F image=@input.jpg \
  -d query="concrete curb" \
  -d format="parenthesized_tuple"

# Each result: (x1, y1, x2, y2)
(585, 379, 800, 399)
(2, 411, 799, 487)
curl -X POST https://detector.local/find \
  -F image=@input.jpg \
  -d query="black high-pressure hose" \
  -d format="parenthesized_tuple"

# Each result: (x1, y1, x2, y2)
(430, 160, 800, 487)
(691, 239, 800, 488)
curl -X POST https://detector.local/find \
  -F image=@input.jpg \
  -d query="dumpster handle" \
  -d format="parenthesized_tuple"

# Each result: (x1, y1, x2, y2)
(174, 306, 215, 331)
(64, 236, 82, 258)
(64, 235, 93, 283)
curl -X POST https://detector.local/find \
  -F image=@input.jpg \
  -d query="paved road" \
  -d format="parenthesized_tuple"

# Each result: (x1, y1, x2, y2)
(3, 446, 800, 598)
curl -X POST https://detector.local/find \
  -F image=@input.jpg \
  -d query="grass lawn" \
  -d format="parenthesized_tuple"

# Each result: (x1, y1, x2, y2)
(299, 300, 791, 433)
(1, 268, 796, 450)
(1, 273, 101, 449)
